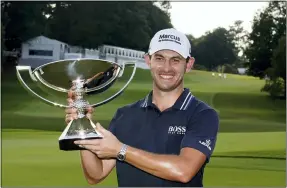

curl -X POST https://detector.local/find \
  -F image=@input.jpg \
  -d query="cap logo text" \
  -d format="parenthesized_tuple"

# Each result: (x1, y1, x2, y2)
(159, 34, 181, 45)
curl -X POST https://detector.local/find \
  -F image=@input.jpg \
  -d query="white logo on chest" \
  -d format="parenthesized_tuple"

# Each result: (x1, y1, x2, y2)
(168, 126, 186, 135)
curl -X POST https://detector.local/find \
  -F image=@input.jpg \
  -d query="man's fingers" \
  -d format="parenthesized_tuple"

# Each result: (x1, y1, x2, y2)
(85, 106, 94, 119)
(86, 106, 94, 113)
(95, 122, 108, 135)
(86, 113, 92, 119)
(74, 139, 101, 146)
(65, 88, 78, 124)
(68, 90, 73, 98)
(65, 114, 78, 123)
(68, 89, 76, 100)
(95, 122, 105, 130)
(78, 145, 101, 153)
(65, 115, 73, 124)
(67, 98, 74, 106)
(65, 107, 77, 114)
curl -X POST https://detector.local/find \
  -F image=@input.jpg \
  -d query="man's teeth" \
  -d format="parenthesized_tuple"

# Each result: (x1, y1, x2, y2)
(160, 75, 173, 79)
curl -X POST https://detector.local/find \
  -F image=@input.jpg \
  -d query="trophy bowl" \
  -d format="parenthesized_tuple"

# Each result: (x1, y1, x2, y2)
(16, 58, 137, 151)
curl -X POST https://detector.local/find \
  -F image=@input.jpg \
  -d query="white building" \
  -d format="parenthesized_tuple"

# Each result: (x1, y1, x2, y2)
(19, 36, 70, 68)
(96, 45, 147, 69)
(19, 35, 149, 69)
(237, 68, 247, 75)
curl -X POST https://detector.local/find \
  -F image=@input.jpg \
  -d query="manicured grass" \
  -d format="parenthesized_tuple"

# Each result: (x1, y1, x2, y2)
(1, 67, 286, 186)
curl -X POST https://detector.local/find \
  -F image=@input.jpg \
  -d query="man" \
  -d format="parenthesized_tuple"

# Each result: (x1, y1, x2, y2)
(84, 64, 118, 88)
(98, 64, 119, 85)
(65, 28, 219, 187)
(84, 64, 119, 94)
(84, 71, 104, 88)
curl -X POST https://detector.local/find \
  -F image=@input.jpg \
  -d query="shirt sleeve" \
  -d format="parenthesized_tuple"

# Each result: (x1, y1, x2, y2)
(180, 108, 219, 161)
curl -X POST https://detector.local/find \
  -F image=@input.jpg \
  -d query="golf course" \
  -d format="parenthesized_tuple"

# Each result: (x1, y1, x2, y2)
(2, 66, 286, 187)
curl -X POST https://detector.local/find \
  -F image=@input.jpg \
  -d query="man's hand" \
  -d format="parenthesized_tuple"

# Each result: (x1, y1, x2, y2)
(65, 89, 94, 124)
(74, 123, 122, 159)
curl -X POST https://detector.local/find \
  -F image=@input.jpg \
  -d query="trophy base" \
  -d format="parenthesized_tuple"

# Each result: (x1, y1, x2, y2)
(58, 117, 103, 151)
(59, 136, 102, 151)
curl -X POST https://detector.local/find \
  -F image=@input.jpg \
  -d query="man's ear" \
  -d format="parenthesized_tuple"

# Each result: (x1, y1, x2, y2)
(186, 57, 195, 72)
(144, 54, 151, 68)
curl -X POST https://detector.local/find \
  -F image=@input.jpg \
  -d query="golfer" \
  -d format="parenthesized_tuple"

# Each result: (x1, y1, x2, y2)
(65, 28, 219, 187)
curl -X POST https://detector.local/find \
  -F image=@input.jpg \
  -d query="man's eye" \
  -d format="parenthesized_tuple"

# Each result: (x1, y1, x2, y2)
(172, 59, 180, 62)
(156, 57, 163, 61)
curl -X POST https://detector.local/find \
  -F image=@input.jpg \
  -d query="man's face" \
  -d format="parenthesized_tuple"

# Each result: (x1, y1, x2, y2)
(145, 50, 194, 92)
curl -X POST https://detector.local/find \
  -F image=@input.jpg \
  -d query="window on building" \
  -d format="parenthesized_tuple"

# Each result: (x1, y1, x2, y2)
(29, 49, 53, 56)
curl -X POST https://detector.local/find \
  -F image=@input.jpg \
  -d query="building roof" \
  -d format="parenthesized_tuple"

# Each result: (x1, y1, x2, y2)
(24, 35, 68, 46)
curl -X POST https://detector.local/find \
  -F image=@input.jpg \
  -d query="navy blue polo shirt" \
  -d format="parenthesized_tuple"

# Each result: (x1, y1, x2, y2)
(108, 88, 219, 187)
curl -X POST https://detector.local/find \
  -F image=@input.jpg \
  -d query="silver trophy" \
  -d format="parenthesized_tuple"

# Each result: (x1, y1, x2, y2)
(16, 58, 136, 151)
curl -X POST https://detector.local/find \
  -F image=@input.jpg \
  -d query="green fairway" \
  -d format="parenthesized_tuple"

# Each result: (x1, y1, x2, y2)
(2, 67, 286, 186)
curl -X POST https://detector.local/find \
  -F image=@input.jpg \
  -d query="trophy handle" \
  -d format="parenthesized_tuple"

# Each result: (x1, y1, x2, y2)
(16, 65, 68, 108)
(90, 62, 137, 108)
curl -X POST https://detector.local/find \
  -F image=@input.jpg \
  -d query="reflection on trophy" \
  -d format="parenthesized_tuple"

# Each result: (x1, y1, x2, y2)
(16, 59, 136, 151)
(84, 64, 119, 93)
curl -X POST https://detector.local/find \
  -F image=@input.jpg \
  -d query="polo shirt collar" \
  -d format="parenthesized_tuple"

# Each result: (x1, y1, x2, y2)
(141, 88, 194, 111)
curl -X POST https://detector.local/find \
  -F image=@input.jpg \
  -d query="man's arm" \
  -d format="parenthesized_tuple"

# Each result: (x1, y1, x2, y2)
(79, 150, 115, 184)
(79, 109, 123, 184)
(85, 72, 104, 85)
(65, 102, 118, 185)
(125, 146, 206, 183)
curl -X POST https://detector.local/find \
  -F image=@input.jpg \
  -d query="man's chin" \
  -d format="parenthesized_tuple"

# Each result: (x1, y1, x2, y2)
(155, 84, 178, 92)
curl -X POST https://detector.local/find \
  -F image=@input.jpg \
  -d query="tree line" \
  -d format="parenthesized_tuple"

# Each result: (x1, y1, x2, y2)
(1, 1, 286, 98)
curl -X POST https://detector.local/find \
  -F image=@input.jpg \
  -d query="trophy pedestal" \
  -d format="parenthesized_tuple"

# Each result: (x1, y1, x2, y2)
(58, 117, 103, 151)
(59, 137, 102, 151)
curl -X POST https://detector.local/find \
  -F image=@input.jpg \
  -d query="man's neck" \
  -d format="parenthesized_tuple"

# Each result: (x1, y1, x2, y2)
(152, 85, 184, 112)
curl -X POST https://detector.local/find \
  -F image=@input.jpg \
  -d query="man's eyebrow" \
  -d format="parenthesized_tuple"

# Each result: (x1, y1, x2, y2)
(171, 56, 183, 59)
(154, 54, 164, 57)
(154, 54, 183, 60)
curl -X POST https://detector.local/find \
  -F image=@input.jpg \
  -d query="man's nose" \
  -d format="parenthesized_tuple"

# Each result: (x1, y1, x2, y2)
(161, 60, 172, 71)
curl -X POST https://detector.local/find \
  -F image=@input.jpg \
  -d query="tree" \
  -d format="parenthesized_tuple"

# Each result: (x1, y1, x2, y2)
(1, 22, 6, 71)
(244, 1, 286, 78)
(46, 2, 172, 51)
(262, 35, 286, 98)
(271, 35, 286, 80)
(140, 1, 173, 49)
(193, 27, 237, 70)
(159, 1, 172, 17)
(227, 20, 249, 67)
(2, 1, 173, 52)
(2, 1, 50, 50)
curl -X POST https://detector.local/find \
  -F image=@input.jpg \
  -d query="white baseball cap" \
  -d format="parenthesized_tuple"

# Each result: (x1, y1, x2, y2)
(148, 28, 191, 59)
